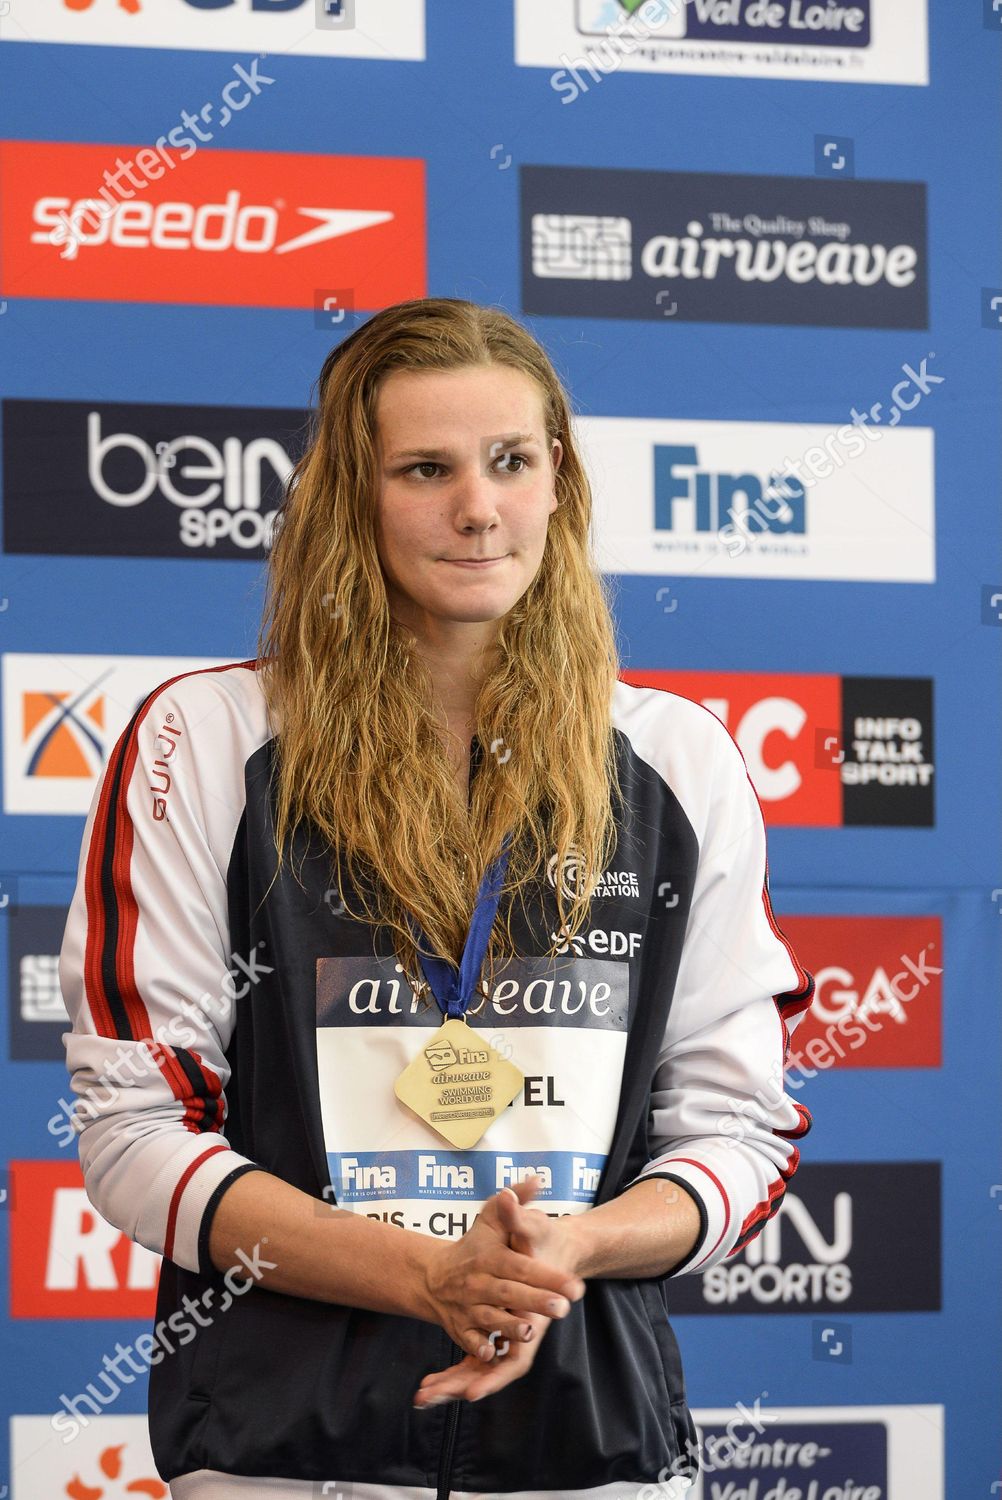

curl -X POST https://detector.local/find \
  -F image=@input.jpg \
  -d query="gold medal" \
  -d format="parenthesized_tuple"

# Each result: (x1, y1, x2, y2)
(394, 1016, 525, 1149)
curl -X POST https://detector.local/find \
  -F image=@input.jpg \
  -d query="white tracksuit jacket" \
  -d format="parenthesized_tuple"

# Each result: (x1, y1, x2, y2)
(58, 660, 816, 1498)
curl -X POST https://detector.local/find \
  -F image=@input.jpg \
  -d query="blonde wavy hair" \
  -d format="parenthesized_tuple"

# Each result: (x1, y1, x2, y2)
(256, 297, 627, 1011)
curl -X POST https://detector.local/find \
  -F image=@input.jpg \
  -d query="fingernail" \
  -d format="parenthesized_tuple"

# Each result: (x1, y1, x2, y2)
(548, 1297, 569, 1316)
(520, 1324, 532, 1340)
(477, 1344, 493, 1360)
(415, 1393, 449, 1407)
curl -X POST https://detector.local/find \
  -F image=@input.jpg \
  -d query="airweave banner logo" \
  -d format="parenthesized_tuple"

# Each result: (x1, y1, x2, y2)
(1, 653, 229, 814)
(578, 414, 935, 582)
(2, 398, 305, 559)
(623, 669, 935, 827)
(670, 1162, 941, 1314)
(0, 0, 425, 60)
(778, 915, 943, 1069)
(521, 166, 927, 329)
(515, 0, 929, 87)
(0, 140, 426, 309)
(7, 904, 72, 1062)
(687, 1405, 944, 1500)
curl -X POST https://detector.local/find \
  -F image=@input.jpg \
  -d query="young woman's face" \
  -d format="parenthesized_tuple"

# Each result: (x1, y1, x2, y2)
(373, 365, 562, 638)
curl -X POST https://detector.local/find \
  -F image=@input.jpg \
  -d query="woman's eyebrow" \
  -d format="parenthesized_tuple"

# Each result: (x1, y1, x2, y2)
(388, 433, 540, 462)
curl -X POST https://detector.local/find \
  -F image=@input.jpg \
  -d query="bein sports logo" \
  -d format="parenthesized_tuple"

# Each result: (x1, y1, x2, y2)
(87, 410, 294, 551)
(704, 1190, 852, 1307)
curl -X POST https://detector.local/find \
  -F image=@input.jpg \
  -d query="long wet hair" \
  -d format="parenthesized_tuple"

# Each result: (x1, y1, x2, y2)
(256, 297, 626, 1009)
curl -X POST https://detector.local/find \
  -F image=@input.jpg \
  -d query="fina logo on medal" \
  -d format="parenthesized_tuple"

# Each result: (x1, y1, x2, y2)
(423, 1037, 490, 1071)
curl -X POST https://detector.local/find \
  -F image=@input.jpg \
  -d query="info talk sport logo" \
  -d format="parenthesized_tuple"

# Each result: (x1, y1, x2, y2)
(621, 667, 935, 827)
(0, 140, 426, 309)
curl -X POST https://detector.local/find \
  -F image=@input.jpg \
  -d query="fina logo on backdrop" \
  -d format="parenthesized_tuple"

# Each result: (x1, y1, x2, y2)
(577, 414, 935, 583)
(2, 399, 304, 560)
(521, 166, 927, 330)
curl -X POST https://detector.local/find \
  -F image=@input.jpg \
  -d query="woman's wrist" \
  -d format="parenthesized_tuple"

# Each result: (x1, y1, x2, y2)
(400, 1230, 445, 1324)
(559, 1182, 703, 1280)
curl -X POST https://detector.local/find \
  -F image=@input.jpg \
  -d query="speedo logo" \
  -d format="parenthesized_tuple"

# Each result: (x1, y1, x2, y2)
(31, 189, 394, 258)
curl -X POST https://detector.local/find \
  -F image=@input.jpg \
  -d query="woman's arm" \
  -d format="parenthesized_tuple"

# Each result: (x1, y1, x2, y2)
(206, 1165, 584, 1338)
(57, 667, 583, 1367)
(560, 1176, 703, 1279)
(411, 1176, 702, 1407)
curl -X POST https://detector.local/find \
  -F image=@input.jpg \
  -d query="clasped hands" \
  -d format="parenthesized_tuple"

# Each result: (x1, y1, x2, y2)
(414, 1172, 586, 1408)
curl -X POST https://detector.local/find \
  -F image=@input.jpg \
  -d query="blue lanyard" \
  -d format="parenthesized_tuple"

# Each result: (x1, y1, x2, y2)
(409, 833, 513, 1021)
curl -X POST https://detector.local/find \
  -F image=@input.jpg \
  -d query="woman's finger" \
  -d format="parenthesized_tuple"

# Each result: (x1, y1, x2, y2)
(453, 1310, 533, 1359)
(413, 1344, 533, 1406)
(495, 1189, 542, 1247)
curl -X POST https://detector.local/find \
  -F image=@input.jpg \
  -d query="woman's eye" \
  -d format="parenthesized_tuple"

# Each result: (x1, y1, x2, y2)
(404, 454, 530, 479)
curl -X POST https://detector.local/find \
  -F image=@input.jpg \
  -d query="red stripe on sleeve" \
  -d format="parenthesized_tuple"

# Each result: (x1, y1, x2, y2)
(163, 1142, 233, 1263)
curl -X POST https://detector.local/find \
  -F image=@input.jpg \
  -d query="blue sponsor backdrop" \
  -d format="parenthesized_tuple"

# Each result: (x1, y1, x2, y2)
(0, 2, 999, 1496)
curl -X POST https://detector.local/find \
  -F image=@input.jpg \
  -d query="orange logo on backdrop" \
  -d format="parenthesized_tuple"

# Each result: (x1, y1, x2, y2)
(23, 690, 105, 778)
(67, 1444, 167, 1500)
(10, 1161, 160, 1319)
(65, 0, 142, 12)
(0, 140, 426, 309)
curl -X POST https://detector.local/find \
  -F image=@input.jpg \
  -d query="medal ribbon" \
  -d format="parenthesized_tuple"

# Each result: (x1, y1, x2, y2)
(408, 833, 514, 1021)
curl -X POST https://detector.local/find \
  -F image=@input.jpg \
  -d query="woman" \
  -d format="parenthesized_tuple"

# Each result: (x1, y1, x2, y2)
(59, 297, 816, 1498)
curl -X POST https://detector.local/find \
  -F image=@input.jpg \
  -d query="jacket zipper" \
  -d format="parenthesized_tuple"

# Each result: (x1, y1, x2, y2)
(435, 1340, 463, 1500)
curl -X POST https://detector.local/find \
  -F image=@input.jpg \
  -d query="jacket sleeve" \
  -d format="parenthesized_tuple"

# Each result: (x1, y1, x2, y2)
(623, 710, 816, 1276)
(57, 670, 266, 1279)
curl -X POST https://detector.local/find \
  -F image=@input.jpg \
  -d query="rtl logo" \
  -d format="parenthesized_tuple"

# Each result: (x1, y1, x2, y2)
(9, 1161, 160, 1318)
